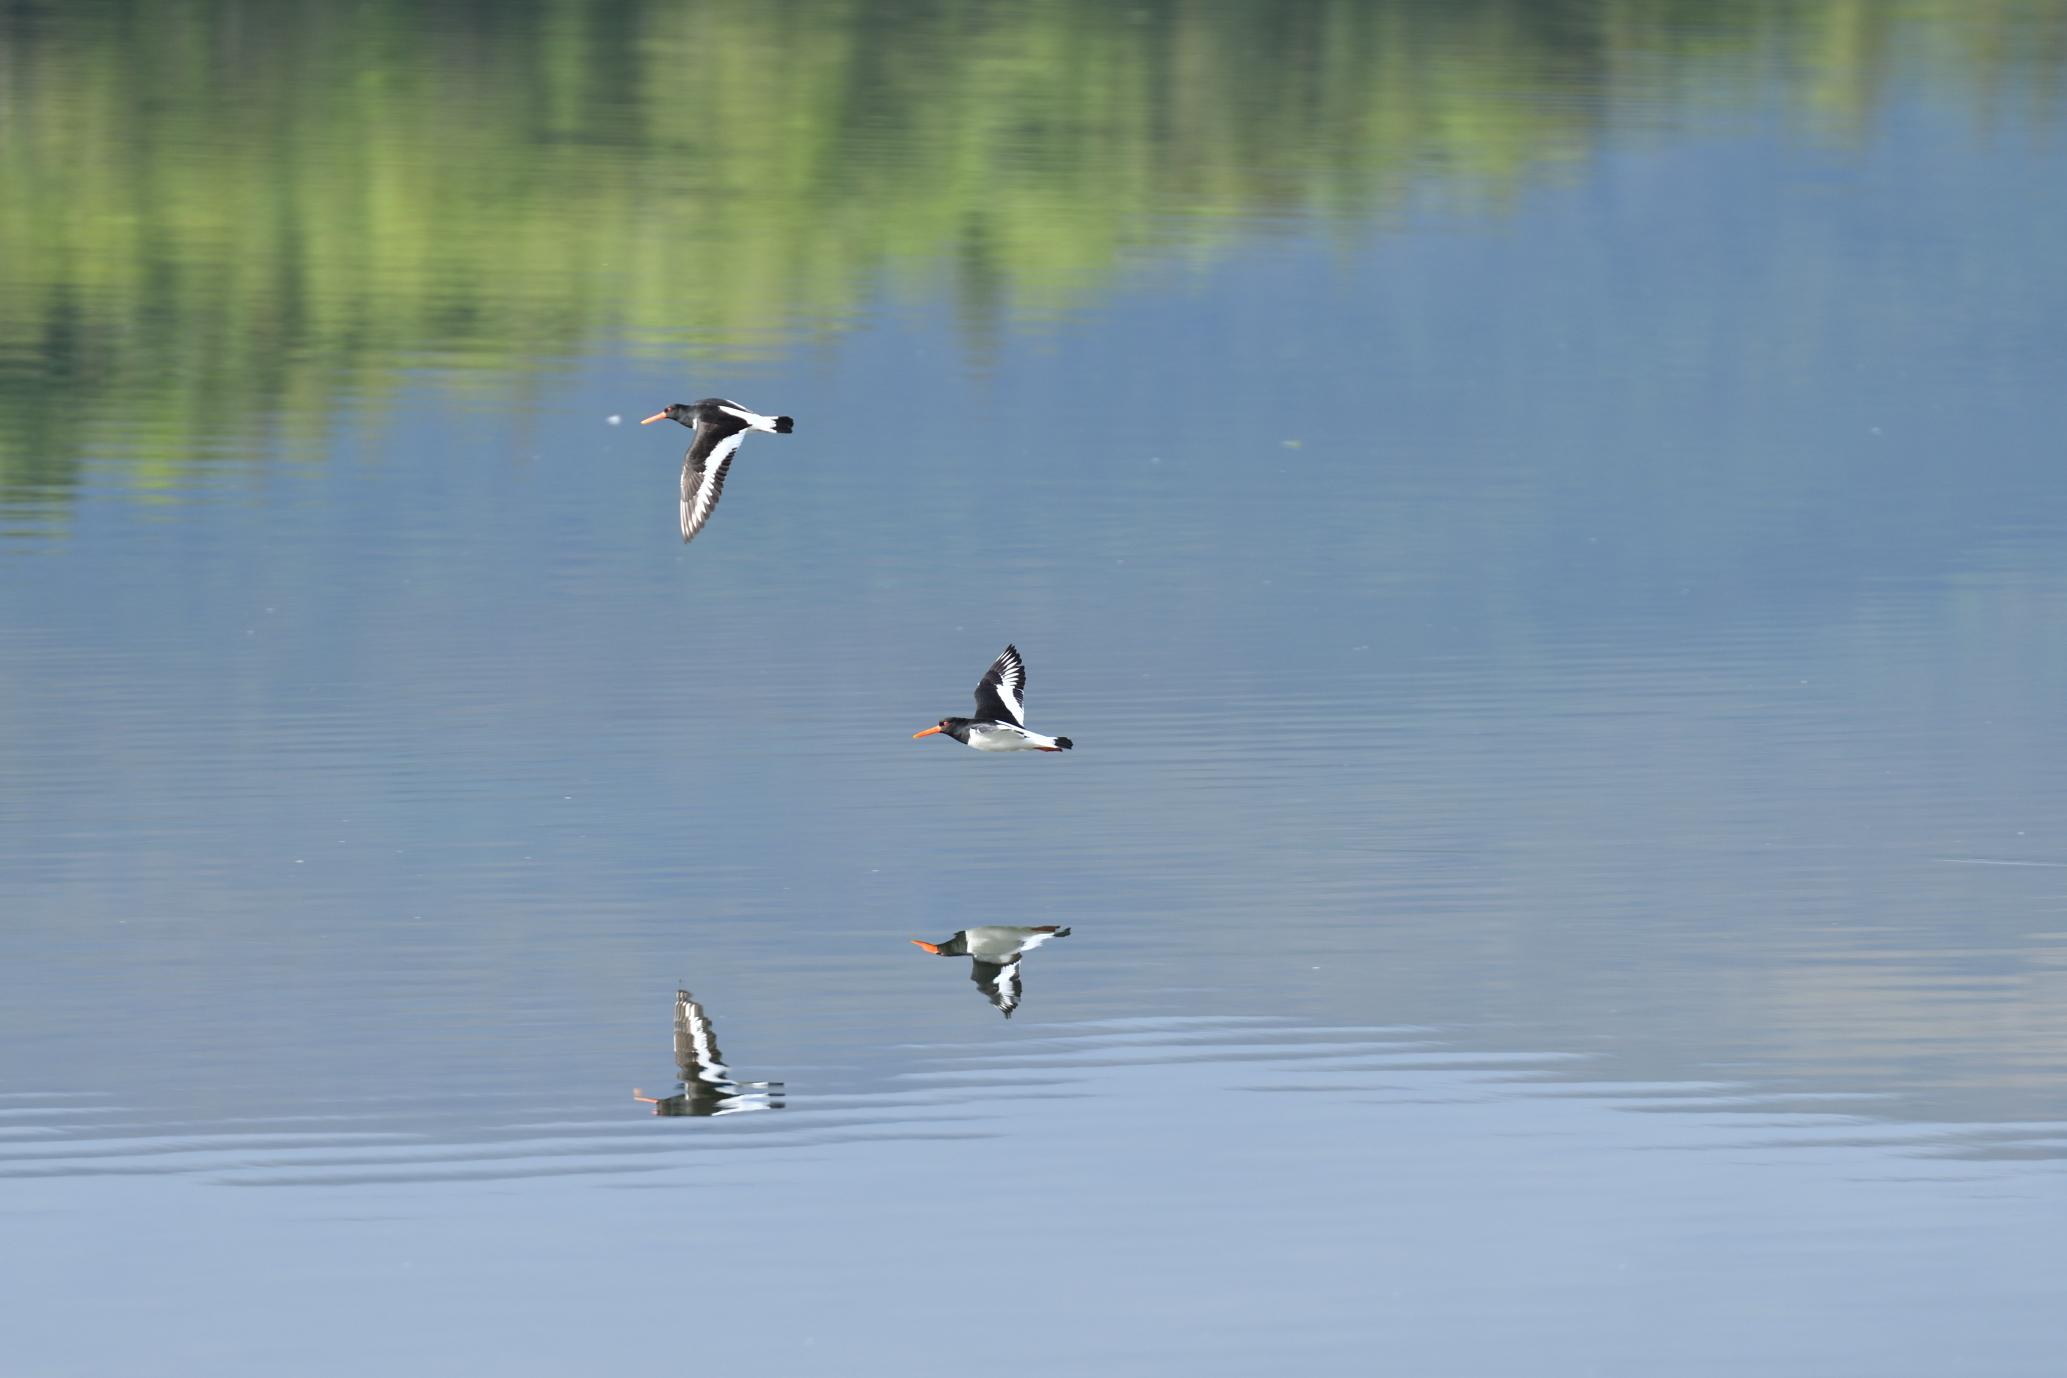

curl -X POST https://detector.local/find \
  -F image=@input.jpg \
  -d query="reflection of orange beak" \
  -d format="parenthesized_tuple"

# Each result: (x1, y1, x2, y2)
(631, 1088, 658, 1102)
(912, 726, 944, 739)
(639, 410, 670, 425)
(910, 939, 941, 954)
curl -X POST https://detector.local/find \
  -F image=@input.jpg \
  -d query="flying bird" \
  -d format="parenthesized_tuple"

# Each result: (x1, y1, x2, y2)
(639, 398, 794, 544)
(910, 926, 1073, 1018)
(631, 988, 783, 1117)
(913, 643, 1074, 752)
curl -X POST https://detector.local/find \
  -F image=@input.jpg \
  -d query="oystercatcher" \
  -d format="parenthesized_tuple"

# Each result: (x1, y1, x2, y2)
(639, 398, 794, 545)
(910, 926, 1073, 1018)
(631, 988, 783, 1117)
(912, 643, 1075, 752)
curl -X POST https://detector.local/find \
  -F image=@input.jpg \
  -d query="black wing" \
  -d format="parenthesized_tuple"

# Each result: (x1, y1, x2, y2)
(970, 959, 1022, 1018)
(673, 988, 730, 1087)
(680, 418, 751, 544)
(972, 643, 1027, 725)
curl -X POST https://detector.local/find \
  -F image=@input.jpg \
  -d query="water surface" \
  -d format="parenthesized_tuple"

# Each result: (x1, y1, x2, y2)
(3, 2, 2066, 1374)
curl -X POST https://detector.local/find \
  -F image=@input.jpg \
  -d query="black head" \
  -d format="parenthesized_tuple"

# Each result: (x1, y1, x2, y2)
(910, 931, 970, 957)
(639, 402, 704, 428)
(911, 716, 971, 742)
(643, 398, 741, 424)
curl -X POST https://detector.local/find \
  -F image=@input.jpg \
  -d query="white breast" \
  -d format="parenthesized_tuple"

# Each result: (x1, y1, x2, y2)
(965, 723, 1045, 751)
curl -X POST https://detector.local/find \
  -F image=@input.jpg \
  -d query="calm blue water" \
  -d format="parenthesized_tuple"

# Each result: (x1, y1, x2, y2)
(3, 3, 2065, 1373)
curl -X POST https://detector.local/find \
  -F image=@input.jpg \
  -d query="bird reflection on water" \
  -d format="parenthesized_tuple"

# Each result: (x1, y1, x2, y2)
(631, 989, 785, 1117)
(911, 926, 1073, 1019)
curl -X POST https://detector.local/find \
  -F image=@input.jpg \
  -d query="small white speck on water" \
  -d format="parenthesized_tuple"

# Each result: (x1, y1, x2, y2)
(294, 859, 304, 864)
(607, 415, 623, 426)
(1281, 439, 1302, 449)
(1148, 455, 1162, 465)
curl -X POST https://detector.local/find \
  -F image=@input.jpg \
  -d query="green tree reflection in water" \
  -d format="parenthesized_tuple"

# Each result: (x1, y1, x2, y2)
(0, 0, 2060, 509)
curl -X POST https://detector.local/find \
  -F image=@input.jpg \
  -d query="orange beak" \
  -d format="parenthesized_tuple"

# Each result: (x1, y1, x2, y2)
(910, 939, 941, 954)
(912, 726, 944, 739)
(639, 410, 670, 425)
(631, 1088, 658, 1103)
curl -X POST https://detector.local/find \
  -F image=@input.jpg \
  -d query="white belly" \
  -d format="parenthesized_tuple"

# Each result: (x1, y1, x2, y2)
(964, 723, 1054, 751)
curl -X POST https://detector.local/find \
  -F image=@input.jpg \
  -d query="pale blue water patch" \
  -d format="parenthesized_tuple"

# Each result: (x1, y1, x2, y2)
(4, 1021, 2059, 1375)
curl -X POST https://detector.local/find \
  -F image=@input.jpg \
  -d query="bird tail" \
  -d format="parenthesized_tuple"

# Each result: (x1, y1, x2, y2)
(1054, 736, 1074, 750)
(772, 416, 795, 434)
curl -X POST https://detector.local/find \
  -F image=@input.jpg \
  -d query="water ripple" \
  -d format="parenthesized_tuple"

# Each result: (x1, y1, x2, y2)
(5, 1016, 2058, 1189)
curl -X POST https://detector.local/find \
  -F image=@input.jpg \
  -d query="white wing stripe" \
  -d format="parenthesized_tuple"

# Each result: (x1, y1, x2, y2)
(986, 645, 1027, 725)
(716, 403, 779, 432)
(682, 430, 747, 542)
